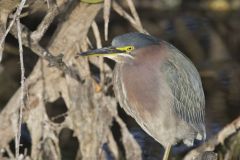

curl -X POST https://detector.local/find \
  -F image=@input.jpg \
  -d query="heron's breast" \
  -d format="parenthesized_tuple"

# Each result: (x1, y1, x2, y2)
(119, 46, 173, 122)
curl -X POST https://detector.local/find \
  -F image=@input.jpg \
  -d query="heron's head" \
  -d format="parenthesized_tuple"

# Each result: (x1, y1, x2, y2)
(78, 32, 160, 63)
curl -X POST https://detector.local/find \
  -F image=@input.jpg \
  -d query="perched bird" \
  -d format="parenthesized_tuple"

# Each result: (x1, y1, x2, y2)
(79, 32, 206, 160)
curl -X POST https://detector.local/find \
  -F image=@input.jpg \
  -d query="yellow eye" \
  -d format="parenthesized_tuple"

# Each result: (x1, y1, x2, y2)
(116, 46, 134, 52)
(126, 46, 134, 52)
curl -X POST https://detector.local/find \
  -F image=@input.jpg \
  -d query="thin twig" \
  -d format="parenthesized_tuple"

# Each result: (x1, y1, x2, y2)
(30, 4, 59, 42)
(15, 17, 26, 159)
(46, 0, 50, 8)
(112, 1, 147, 34)
(112, 2, 136, 26)
(91, 21, 105, 87)
(107, 129, 119, 159)
(86, 37, 93, 49)
(80, 38, 91, 77)
(103, 0, 111, 41)
(91, 21, 102, 48)
(51, 112, 68, 121)
(10, 22, 77, 80)
(6, 146, 15, 159)
(125, 0, 142, 28)
(0, 0, 27, 62)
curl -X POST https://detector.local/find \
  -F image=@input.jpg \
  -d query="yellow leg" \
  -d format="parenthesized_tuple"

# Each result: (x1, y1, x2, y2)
(163, 144, 171, 160)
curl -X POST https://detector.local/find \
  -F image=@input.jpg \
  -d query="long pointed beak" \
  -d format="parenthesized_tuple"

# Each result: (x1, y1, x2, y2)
(78, 47, 125, 57)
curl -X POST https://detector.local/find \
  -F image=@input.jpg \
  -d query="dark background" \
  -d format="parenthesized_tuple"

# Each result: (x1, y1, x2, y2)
(0, 0, 240, 159)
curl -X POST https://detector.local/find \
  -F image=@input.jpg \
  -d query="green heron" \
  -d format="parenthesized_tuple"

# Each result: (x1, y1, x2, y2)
(79, 32, 206, 160)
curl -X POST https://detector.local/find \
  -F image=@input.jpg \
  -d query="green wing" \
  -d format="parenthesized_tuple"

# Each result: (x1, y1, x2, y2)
(162, 42, 206, 139)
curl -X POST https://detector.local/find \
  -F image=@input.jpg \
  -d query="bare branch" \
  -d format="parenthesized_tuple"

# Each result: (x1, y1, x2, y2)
(6, 146, 15, 159)
(15, 17, 26, 159)
(91, 21, 105, 87)
(0, 0, 26, 62)
(125, 0, 142, 28)
(91, 21, 102, 48)
(184, 117, 240, 160)
(0, 2, 104, 154)
(30, 4, 60, 43)
(103, 0, 111, 41)
(10, 22, 76, 80)
(112, 1, 147, 33)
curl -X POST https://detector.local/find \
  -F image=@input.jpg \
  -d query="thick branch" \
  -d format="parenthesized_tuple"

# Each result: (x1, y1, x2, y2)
(0, 1, 102, 150)
(30, 4, 60, 42)
(10, 22, 77, 80)
(1, 2, 143, 159)
(184, 116, 240, 160)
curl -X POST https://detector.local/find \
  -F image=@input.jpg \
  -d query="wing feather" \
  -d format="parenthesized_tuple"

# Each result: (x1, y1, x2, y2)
(162, 42, 206, 139)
